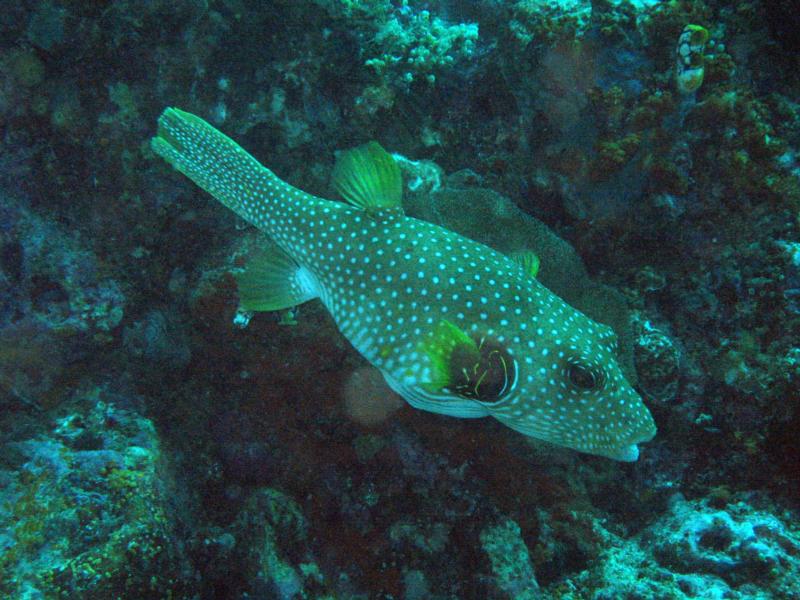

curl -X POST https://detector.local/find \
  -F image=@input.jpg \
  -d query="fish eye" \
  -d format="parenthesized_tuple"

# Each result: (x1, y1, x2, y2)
(566, 360, 604, 391)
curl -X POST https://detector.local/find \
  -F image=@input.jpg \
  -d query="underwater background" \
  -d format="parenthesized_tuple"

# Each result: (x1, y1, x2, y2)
(1, 0, 800, 598)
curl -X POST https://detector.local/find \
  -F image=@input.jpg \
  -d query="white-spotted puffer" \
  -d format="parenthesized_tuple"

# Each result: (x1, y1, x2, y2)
(151, 108, 657, 461)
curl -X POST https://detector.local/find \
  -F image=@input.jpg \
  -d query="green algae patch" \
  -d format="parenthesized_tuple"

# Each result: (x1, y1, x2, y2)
(0, 398, 193, 598)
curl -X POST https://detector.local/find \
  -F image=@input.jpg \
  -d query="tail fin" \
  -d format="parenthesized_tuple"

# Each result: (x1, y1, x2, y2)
(151, 108, 280, 228)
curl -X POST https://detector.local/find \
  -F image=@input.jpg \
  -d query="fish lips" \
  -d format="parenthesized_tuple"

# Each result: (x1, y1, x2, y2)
(595, 424, 657, 462)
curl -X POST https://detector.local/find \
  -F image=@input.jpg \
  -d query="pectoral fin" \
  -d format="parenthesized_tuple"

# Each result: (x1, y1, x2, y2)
(419, 320, 516, 403)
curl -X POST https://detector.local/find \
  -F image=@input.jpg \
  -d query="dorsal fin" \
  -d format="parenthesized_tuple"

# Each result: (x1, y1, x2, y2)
(332, 142, 403, 212)
(509, 250, 540, 279)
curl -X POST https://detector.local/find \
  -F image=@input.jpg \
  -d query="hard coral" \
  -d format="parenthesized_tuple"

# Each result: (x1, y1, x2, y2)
(364, 6, 478, 88)
(592, 133, 642, 180)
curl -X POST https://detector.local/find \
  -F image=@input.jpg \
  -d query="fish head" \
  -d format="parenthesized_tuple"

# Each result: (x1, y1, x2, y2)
(411, 305, 657, 461)
(481, 315, 657, 461)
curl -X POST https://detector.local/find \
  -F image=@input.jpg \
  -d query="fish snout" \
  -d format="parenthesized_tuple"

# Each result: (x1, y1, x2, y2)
(605, 412, 657, 461)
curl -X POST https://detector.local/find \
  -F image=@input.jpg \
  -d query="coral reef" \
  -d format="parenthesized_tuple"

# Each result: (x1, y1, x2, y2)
(0, 0, 799, 597)
(0, 394, 192, 598)
(554, 493, 800, 599)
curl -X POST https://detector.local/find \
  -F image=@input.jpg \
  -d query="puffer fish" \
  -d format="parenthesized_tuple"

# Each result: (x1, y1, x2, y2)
(675, 24, 709, 94)
(151, 108, 656, 461)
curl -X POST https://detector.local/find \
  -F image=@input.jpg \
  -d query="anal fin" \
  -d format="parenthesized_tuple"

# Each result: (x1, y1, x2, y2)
(235, 243, 318, 312)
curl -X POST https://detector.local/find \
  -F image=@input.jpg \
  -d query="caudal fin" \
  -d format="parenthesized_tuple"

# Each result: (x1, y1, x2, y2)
(151, 108, 279, 227)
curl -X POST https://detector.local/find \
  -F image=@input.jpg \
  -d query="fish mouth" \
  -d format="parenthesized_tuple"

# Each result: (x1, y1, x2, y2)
(600, 423, 658, 462)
